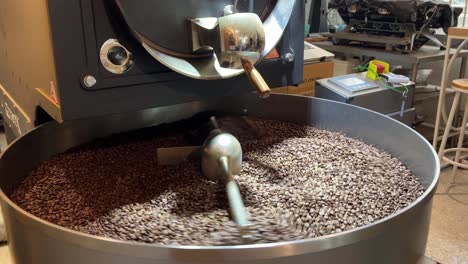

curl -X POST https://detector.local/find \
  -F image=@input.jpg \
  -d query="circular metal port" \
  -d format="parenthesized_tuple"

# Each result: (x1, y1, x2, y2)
(82, 75, 97, 88)
(100, 39, 134, 74)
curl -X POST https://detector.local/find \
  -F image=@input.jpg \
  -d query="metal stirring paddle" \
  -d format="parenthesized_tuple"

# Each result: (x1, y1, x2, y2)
(157, 119, 250, 231)
(201, 131, 250, 230)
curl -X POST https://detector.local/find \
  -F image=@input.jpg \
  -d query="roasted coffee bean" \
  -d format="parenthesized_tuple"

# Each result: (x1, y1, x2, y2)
(10, 117, 424, 246)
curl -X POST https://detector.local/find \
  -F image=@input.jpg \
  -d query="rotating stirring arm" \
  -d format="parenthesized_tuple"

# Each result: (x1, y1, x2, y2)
(219, 156, 249, 228)
(157, 119, 250, 230)
(200, 131, 251, 231)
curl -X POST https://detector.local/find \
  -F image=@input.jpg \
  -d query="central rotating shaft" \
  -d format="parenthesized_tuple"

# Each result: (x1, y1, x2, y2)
(201, 131, 249, 231)
(158, 117, 250, 233)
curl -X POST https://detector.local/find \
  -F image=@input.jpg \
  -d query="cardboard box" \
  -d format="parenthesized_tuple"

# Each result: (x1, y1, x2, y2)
(272, 42, 335, 97)
(273, 60, 334, 96)
(289, 61, 334, 96)
(333, 58, 360, 76)
(303, 42, 334, 63)
(271, 86, 289, 94)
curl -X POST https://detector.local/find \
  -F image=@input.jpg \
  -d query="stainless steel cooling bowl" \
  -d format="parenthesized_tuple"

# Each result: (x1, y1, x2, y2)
(0, 94, 439, 264)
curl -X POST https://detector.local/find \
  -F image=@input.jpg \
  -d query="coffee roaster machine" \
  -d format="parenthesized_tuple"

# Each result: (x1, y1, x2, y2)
(327, 0, 462, 52)
(0, 0, 304, 141)
(0, 1, 439, 264)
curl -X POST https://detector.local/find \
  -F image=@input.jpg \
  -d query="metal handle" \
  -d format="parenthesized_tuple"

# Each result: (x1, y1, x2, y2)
(219, 156, 249, 227)
(241, 58, 271, 98)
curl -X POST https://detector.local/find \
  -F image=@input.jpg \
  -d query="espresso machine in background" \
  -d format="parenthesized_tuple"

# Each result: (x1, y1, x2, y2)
(0, 1, 440, 264)
(0, 0, 304, 142)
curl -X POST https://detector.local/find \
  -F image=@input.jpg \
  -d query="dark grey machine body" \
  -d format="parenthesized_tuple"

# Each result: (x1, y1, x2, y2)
(0, 94, 439, 264)
(0, 0, 304, 142)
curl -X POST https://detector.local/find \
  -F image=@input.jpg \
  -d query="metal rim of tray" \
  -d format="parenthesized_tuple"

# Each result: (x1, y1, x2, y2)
(0, 94, 440, 261)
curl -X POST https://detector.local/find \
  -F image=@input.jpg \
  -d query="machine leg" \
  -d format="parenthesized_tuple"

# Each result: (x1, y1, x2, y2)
(410, 63, 419, 82)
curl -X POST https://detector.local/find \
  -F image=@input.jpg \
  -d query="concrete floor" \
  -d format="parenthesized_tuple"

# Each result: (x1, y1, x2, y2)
(0, 145, 467, 263)
(426, 168, 468, 264)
